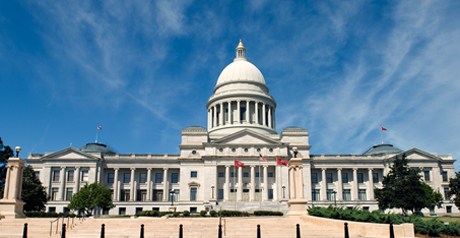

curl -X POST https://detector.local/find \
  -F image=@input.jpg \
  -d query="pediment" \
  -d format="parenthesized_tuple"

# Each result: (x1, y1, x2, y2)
(212, 129, 282, 145)
(390, 148, 441, 162)
(41, 147, 101, 161)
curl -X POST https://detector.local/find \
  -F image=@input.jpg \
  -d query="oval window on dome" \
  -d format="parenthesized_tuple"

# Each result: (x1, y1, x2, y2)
(244, 148, 248, 153)
(219, 148, 223, 153)
(232, 148, 236, 152)
(269, 148, 273, 153)
(257, 148, 261, 152)
(192, 150, 197, 155)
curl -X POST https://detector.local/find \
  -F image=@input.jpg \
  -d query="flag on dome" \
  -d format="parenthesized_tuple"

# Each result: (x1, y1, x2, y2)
(259, 154, 268, 162)
(381, 126, 387, 131)
(277, 157, 288, 166)
(235, 160, 245, 168)
(97, 125, 102, 130)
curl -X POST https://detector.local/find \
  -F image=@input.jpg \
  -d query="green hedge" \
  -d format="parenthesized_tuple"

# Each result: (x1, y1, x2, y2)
(307, 205, 460, 236)
(218, 210, 250, 217)
(254, 210, 283, 216)
(24, 211, 81, 218)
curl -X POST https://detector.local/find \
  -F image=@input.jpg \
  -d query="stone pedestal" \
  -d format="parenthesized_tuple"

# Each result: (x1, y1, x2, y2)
(0, 157, 26, 219)
(169, 206, 177, 212)
(287, 157, 308, 216)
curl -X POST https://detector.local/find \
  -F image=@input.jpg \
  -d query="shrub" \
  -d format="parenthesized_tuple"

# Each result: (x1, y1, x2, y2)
(444, 222, 460, 236)
(209, 210, 218, 217)
(254, 210, 283, 216)
(219, 210, 249, 217)
(200, 210, 207, 217)
(183, 210, 190, 217)
(172, 212, 180, 217)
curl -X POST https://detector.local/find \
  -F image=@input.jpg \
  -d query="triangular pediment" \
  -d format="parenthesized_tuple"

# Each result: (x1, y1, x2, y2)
(212, 129, 282, 145)
(41, 147, 102, 161)
(389, 148, 441, 161)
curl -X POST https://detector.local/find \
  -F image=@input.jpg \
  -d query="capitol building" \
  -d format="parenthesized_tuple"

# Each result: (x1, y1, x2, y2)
(27, 40, 457, 216)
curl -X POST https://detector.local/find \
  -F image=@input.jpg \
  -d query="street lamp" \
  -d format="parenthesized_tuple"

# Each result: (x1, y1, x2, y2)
(292, 147, 298, 158)
(282, 185, 286, 199)
(211, 186, 215, 199)
(170, 189, 175, 206)
(332, 190, 337, 206)
(15, 146, 21, 158)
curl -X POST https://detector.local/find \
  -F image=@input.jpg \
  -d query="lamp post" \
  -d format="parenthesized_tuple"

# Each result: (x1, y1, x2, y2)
(15, 146, 21, 158)
(292, 147, 298, 158)
(211, 186, 215, 199)
(170, 189, 175, 207)
(332, 190, 337, 206)
(282, 186, 286, 199)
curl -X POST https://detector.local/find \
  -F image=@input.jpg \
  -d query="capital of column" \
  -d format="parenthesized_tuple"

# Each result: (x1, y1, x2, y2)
(147, 168, 152, 171)
(130, 168, 136, 171)
(250, 165, 256, 168)
(163, 168, 169, 171)
(263, 165, 268, 168)
(321, 168, 327, 171)
(114, 168, 119, 171)
(353, 168, 358, 171)
(61, 166, 66, 169)
(368, 168, 374, 171)
(337, 168, 343, 171)
(225, 165, 231, 168)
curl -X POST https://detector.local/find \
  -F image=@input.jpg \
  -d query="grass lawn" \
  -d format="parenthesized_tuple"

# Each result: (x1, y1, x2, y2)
(421, 216, 460, 223)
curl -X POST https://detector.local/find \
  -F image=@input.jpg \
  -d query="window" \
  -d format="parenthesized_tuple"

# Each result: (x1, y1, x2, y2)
(107, 173, 114, 183)
(191, 171, 197, 178)
(120, 189, 130, 201)
(136, 207, 143, 215)
(103, 208, 110, 215)
(444, 187, 450, 200)
(311, 173, 318, 183)
(81, 170, 89, 181)
(155, 173, 163, 183)
(119, 208, 126, 215)
(48, 207, 56, 213)
(268, 189, 273, 199)
(139, 173, 147, 183)
(52, 188, 59, 201)
(123, 173, 130, 183)
(327, 189, 334, 201)
(190, 207, 197, 213)
(424, 171, 431, 181)
(170, 189, 179, 201)
(358, 189, 366, 201)
(256, 173, 260, 178)
(218, 172, 224, 177)
(137, 190, 147, 201)
(67, 170, 74, 182)
(357, 173, 364, 183)
(268, 173, 274, 177)
(65, 188, 73, 201)
(218, 189, 224, 199)
(373, 173, 378, 183)
(442, 172, 448, 182)
(342, 173, 348, 183)
(152, 207, 160, 212)
(63, 207, 70, 214)
(363, 207, 369, 211)
(430, 206, 435, 214)
(34, 171, 40, 180)
(243, 173, 249, 177)
(343, 189, 351, 201)
(153, 190, 163, 201)
(231, 172, 235, 177)
(171, 173, 179, 183)
(312, 189, 320, 201)
(447, 206, 452, 213)
(326, 173, 333, 183)
(53, 170, 60, 182)
(190, 187, 197, 201)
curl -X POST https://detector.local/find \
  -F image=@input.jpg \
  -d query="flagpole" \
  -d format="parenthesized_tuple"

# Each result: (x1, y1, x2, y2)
(277, 163, 280, 211)
(380, 125, 384, 144)
(259, 159, 261, 209)
(233, 165, 236, 211)
(95, 123, 99, 143)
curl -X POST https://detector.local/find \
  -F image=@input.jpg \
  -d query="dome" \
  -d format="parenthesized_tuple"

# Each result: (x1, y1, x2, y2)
(80, 143, 116, 155)
(215, 60, 266, 89)
(363, 144, 403, 156)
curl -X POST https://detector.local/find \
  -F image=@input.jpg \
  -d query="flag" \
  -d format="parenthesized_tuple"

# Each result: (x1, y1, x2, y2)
(97, 125, 102, 130)
(259, 154, 268, 162)
(235, 159, 245, 168)
(381, 126, 387, 131)
(277, 157, 288, 166)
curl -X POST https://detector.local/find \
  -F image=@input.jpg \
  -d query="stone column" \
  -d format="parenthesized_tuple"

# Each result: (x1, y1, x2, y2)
(273, 108, 276, 130)
(73, 167, 80, 193)
(130, 168, 135, 201)
(208, 109, 211, 129)
(113, 168, 119, 201)
(213, 106, 216, 128)
(219, 102, 223, 126)
(0, 157, 26, 218)
(163, 168, 169, 201)
(229, 101, 233, 125)
(224, 166, 230, 201)
(337, 168, 343, 201)
(352, 168, 358, 200)
(3, 165, 11, 199)
(59, 166, 66, 200)
(147, 168, 152, 201)
(250, 166, 255, 201)
(245, 101, 249, 123)
(368, 168, 374, 200)
(237, 101, 241, 124)
(263, 165, 268, 201)
(268, 106, 272, 128)
(255, 102, 259, 124)
(262, 104, 266, 126)
(237, 166, 243, 201)
(287, 156, 308, 216)
(289, 167, 296, 199)
(321, 168, 327, 201)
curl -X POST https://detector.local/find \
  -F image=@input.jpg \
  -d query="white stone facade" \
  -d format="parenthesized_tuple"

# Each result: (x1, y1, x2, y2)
(26, 40, 457, 216)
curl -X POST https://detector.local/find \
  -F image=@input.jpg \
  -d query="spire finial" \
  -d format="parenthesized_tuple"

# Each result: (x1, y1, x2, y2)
(237, 39, 244, 48)
(235, 39, 247, 61)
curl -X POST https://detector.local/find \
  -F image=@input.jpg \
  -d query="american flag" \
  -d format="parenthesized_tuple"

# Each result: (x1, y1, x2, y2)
(259, 154, 268, 162)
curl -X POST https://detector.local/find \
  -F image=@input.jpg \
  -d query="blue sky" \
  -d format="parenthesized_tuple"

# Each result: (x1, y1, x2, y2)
(1, 1, 460, 170)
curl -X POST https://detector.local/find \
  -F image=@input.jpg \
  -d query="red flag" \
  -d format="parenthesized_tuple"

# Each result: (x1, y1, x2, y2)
(97, 125, 102, 130)
(277, 157, 288, 166)
(381, 127, 387, 131)
(235, 160, 245, 168)
(259, 154, 268, 162)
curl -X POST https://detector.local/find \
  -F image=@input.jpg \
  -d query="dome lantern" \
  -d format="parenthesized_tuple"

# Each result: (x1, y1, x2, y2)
(235, 39, 247, 61)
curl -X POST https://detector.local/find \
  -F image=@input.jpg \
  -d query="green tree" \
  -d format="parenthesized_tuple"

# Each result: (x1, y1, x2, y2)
(21, 165, 48, 211)
(68, 182, 115, 216)
(0, 137, 14, 198)
(448, 171, 460, 208)
(374, 155, 442, 215)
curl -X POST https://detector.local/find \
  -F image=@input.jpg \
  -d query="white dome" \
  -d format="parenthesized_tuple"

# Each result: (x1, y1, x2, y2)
(215, 60, 266, 89)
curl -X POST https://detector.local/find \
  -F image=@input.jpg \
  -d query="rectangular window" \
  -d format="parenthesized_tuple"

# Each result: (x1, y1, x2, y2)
(424, 171, 431, 181)
(169, 189, 179, 202)
(342, 173, 348, 183)
(137, 190, 147, 201)
(447, 206, 452, 213)
(155, 173, 163, 183)
(123, 173, 130, 183)
(326, 173, 333, 183)
(442, 172, 448, 182)
(190, 187, 197, 201)
(119, 208, 126, 215)
(171, 173, 179, 183)
(190, 207, 197, 213)
(357, 173, 364, 183)
(53, 171, 60, 182)
(191, 171, 197, 178)
(373, 173, 378, 183)
(243, 172, 249, 177)
(218, 189, 224, 199)
(218, 172, 224, 177)
(107, 173, 114, 184)
(268, 189, 273, 199)
(120, 189, 130, 201)
(343, 189, 351, 201)
(136, 207, 143, 215)
(139, 173, 147, 183)
(311, 173, 318, 183)
(81, 170, 89, 181)
(103, 208, 109, 215)
(48, 207, 56, 213)
(327, 189, 334, 201)
(231, 172, 235, 177)
(268, 173, 274, 177)
(35, 171, 40, 180)
(430, 206, 435, 214)
(65, 188, 73, 201)
(152, 207, 160, 212)
(312, 189, 320, 201)
(444, 187, 450, 200)
(64, 207, 70, 214)
(67, 170, 74, 182)
(363, 207, 369, 211)
(153, 190, 163, 201)
(358, 189, 367, 201)
(256, 173, 260, 178)
(52, 188, 59, 200)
